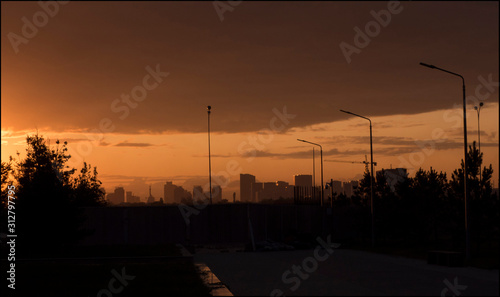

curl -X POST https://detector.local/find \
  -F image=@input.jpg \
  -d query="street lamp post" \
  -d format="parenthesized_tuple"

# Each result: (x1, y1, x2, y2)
(340, 109, 375, 248)
(419, 62, 470, 260)
(313, 147, 316, 190)
(474, 102, 484, 183)
(297, 139, 324, 207)
(207, 106, 212, 205)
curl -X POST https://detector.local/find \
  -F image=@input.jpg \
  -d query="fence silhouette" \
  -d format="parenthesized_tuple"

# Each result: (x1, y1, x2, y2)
(79, 204, 370, 246)
(294, 186, 322, 205)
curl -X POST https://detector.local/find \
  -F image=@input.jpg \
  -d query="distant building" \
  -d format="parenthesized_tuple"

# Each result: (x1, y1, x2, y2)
(342, 180, 359, 198)
(351, 180, 359, 193)
(332, 180, 343, 195)
(107, 187, 125, 204)
(147, 185, 155, 204)
(212, 185, 222, 203)
(262, 182, 278, 200)
(252, 182, 263, 202)
(126, 191, 141, 203)
(276, 181, 293, 200)
(343, 182, 353, 197)
(193, 185, 205, 201)
(294, 174, 312, 188)
(161, 181, 192, 204)
(376, 168, 408, 192)
(240, 174, 256, 202)
(164, 181, 176, 204)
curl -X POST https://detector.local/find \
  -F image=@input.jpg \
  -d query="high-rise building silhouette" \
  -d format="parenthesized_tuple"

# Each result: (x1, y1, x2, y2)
(126, 191, 141, 203)
(332, 180, 343, 195)
(240, 173, 255, 202)
(276, 181, 293, 200)
(294, 174, 312, 188)
(164, 181, 176, 204)
(193, 185, 204, 201)
(376, 168, 408, 192)
(106, 187, 125, 204)
(341, 180, 359, 197)
(212, 185, 222, 203)
(343, 181, 353, 197)
(252, 182, 263, 202)
(262, 182, 277, 200)
(163, 181, 192, 204)
(174, 185, 191, 203)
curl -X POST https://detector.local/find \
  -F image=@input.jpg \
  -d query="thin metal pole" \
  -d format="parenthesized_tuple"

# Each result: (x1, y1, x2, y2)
(297, 139, 324, 206)
(313, 147, 315, 191)
(339, 109, 375, 247)
(369, 120, 374, 248)
(330, 179, 333, 208)
(208, 106, 212, 205)
(462, 81, 470, 260)
(478, 107, 481, 183)
(320, 145, 324, 208)
(419, 63, 469, 260)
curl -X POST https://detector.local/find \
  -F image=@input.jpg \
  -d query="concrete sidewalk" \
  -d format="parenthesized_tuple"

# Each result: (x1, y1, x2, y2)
(194, 248, 499, 296)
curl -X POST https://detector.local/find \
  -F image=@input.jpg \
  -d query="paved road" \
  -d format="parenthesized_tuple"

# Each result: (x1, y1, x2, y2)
(194, 248, 499, 296)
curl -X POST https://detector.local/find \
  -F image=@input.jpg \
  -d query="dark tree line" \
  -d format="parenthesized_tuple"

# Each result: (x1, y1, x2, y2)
(333, 141, 498, 255)
(1, 133, 106, 257)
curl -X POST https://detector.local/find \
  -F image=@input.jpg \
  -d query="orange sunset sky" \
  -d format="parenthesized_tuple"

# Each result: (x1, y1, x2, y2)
(1, 1, 498, 200)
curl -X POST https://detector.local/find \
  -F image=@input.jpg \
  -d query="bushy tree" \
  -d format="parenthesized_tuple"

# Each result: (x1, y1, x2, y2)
(72, 162, 106, 207)
(1, 160, 13, 209)
(449, 142, 498, 253)
(1, 133, 106, 257)
(392, 167, 449, 245)
(354, 166, 373, 207)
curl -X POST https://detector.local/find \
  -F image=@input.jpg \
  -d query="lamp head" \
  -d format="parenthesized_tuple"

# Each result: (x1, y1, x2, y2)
(474, 106, 478, 110)
(480, 102, 484, 107)
(419, 62, 436, 69)
(207, 105, 211, 110)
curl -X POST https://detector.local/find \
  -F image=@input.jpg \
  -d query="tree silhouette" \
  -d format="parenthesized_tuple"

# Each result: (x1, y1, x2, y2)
(355, 166, 373, 207)
(390, 167, 450, 245)
(1, 160, 13, 209)
(449, 141, 498, 254)
(72, 162, 106, 207)
(1, 133, 106, 257)
(449, 141, 493, 199)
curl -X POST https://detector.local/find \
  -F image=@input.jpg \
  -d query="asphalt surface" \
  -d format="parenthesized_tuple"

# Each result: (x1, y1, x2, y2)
(194, 247, 499, 296)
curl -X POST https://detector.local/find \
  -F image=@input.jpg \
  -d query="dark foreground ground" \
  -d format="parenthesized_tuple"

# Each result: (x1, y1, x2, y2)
(1, 245, 211, 297)
(2, 242, 498, 296)
(194, 246, 499, 296)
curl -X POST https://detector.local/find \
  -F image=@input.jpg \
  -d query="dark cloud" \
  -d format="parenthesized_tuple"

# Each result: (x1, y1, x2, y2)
(204, 135, 499, 160)
(113, 142, 155, 147)
(1, 2, 498, 134)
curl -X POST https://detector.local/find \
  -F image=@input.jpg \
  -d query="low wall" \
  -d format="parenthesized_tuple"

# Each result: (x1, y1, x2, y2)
(79, 204, 368, 246)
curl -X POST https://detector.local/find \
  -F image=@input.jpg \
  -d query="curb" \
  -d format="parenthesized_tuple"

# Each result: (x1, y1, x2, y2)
(195, 262, 234, 296)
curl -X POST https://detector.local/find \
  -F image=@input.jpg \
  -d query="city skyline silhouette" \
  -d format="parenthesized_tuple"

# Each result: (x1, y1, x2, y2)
(1, 2, 498, 296)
